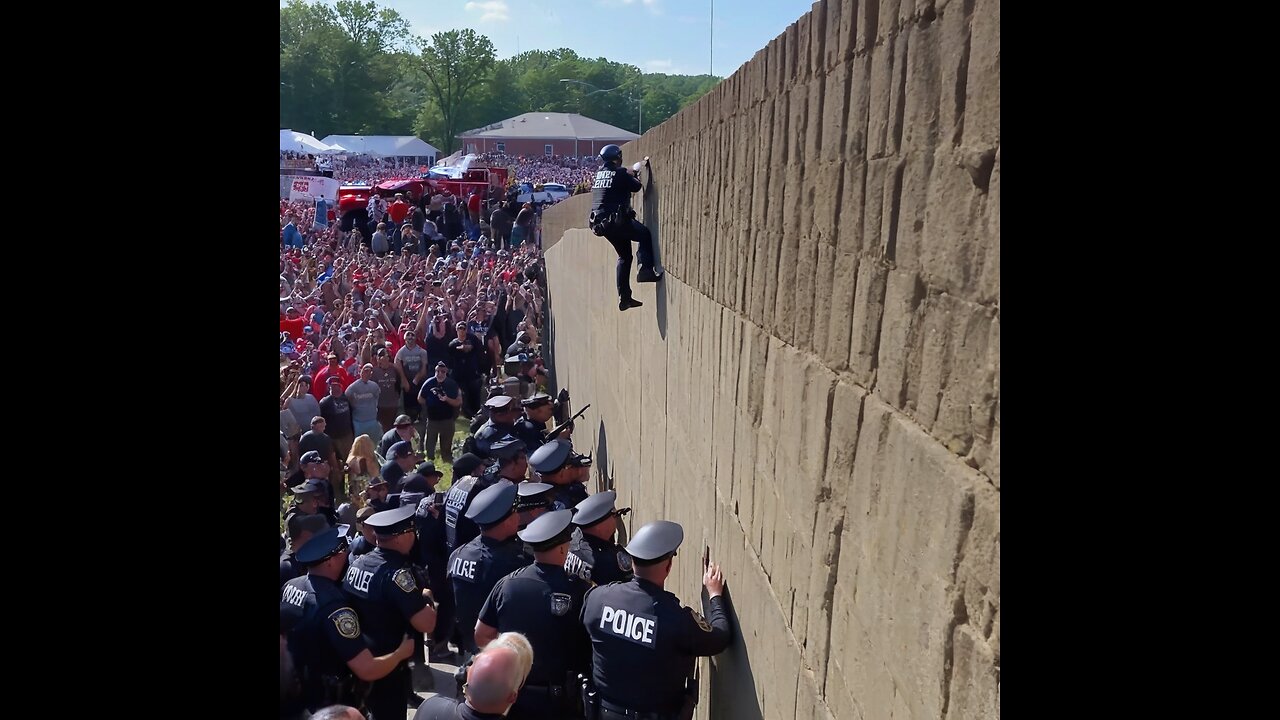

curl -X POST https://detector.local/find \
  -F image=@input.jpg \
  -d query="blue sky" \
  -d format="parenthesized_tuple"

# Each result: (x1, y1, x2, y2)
(285, 0, 820, 78)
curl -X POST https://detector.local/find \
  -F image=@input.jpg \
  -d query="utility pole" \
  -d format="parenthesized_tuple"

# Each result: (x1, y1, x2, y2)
(710, 0, 714, 77)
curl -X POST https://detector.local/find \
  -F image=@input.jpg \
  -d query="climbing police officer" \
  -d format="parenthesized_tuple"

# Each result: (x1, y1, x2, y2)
(588, 144, 662, 311)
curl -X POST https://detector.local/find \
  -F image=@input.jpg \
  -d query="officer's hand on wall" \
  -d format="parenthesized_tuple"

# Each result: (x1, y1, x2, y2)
(703, 562, 725, 598)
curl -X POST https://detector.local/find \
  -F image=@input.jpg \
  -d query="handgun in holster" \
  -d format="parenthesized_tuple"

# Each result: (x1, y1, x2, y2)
(676, 673, 698, 720)
(578, 673, 600, 720)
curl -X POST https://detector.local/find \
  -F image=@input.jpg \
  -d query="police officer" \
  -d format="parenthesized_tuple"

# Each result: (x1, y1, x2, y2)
(295, 450, 340, 509)
(447, 481, 532, 656)
(283, 513, 332, 591)
(286, 476, 340, 527)
(470, 395, 524, 458)
(362, 475, 395, 513)
(475, 510, 591, 720)
(511, 393, 557, 453)
(588, 144, 662, 312)
(405, 466, 457, 660)
(343, 505, 439, 720)
(580, 521, 731, 720)
(527, 440, 591, 510)
(281, 527, 416, 713)
(381, 441, 419, 492)
(514, 482, 554, 530)
(445, 437, 528, 552)
(348, 506, 378, 559)
(564, 491, 633, 587)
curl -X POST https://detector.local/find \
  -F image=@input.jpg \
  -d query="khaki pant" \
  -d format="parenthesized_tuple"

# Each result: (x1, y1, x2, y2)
(423, 418, 456, 462)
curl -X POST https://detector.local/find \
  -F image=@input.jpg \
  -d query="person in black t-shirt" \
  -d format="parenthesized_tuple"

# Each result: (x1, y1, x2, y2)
(447, 321, 486, 418)
(419, 361, 462, 463)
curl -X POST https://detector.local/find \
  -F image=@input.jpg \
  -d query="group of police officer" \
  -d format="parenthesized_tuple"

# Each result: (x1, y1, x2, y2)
(281, 385, 732, 720)
(281, 147, 732, 719)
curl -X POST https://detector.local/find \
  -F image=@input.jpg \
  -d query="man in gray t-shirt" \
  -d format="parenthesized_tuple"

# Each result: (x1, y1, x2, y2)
(345, 363, 382, 441)
(285, 375, 322, 438)
(395, 330, 431, 423)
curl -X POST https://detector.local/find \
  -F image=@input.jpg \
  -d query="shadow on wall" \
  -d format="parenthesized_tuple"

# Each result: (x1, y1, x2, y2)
(641, 162, 668, 340)
(540, 256, 561, 405)
(596, 419, 630, 546)
(705, 585, 764, 720)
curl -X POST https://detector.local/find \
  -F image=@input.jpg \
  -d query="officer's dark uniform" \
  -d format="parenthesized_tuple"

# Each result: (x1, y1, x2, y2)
(588, 145, 659, 307)
(510, 393, 554, 453)
(528, 440, 591, 511)
(470, 396, 521, 459)
(413, 695, 506, 719)
(580, 521, 732, 720)
(348, 534, 375, 558)
(477, 509, 591, 719)
(445, 437, 526, 552)
(564, 491, 633, 586)
(447, 481, 531, 654)
(343, 505, 435, 720)
(280, 528, 368, 711)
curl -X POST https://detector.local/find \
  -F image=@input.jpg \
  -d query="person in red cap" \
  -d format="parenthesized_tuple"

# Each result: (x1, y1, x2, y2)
(311, 353, 353, 400)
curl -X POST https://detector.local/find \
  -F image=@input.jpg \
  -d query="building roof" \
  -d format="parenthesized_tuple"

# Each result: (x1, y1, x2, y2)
(457, 113, 640, 141)
(319, 135, 439, 156)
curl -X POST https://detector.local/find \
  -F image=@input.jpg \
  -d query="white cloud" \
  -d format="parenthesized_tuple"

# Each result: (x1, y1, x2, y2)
(465, 0, 510, 22)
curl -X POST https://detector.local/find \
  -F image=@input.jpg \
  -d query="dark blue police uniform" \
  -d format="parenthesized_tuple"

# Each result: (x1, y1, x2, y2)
(579, 521, 731, 719)
(446, 481, 530, 654)
(280, 529, 368, 711)
(564, 491, 633, 586)
(343, 505, 434, 720)
(477, 510, 591, 719)
(588, 147, 659, 305)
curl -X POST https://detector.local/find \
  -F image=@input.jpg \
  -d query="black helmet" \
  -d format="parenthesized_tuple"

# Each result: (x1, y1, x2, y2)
(599, 145, 622, 165)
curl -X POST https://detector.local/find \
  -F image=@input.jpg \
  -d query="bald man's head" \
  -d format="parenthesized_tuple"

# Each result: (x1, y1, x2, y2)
(465, 646, 523, 713)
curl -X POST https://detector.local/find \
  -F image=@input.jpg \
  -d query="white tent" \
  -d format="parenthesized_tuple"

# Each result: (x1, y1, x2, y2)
(320, 135, 439, 158)
(280, 129, 336, 153)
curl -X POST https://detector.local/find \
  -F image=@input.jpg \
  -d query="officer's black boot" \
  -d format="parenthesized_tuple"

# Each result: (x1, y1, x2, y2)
(619, 297, 643, 311)
(636, 266, 663, 283)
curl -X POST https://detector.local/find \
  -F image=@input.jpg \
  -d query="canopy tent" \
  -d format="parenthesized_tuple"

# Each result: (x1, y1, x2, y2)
(320, 135, 439, 158)
(280, 129, 338, 154)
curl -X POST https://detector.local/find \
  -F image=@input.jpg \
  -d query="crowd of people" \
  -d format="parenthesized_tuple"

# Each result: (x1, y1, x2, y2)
(280, 142, 723, 720)
(474, 153, 602, 193)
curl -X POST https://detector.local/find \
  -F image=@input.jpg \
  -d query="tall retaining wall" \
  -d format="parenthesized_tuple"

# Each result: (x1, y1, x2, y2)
(540, 0, 998, 718)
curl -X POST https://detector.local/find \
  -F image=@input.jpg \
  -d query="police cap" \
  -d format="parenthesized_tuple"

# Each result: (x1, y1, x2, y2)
(514, 482, 555, 512)
(484, 395, 517, 410)
(625, 520, 684, 563)
(401, 474, 433, 494)
(299, 450, 326, 465)
(489, 436, 527, 461)
(388, 441, 417, 459)
(572, 491, 618, 527)
(363, 505, 417, 536)
(528, 440, 572, 473)
(294, 527, 349, 566)
(466, 480, 518, 527)
(453, 453, 485, 478)
(520, 393, 553, 408)
(416, 461, 444, 478)
(517, 508, 575, 550)
(290, 478, 327, 496)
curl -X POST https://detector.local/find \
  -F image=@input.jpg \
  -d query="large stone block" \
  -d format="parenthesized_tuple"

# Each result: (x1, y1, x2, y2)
(848, 257, 889, 387)
(963, 0, 1000, 151)
(833, 397, 981, 720)
(945, 625, 999, 720)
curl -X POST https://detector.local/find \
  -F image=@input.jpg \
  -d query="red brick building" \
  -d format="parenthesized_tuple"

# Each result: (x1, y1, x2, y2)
(456, 112, 640, 158)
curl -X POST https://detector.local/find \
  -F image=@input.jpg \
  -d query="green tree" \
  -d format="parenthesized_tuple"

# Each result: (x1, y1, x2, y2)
(413, 29, 496, 152)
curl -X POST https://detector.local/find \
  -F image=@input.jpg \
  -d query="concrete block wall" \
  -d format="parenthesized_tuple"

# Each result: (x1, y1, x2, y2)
(540, 1, 998, 718)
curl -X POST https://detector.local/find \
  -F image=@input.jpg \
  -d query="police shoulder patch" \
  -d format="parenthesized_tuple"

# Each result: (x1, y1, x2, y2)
(393, 567, 418, 593)
(690, 609, 711, 633)
(330, 608, 361, 639)
(617, 551, 633, 573)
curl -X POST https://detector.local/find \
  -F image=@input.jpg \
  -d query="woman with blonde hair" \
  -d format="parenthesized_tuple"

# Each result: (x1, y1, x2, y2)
(346, 434, 380, 507)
